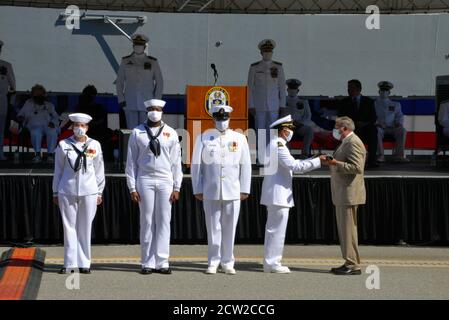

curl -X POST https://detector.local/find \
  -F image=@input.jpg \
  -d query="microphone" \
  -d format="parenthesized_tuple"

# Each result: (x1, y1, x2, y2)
(210, 63, 218, 85)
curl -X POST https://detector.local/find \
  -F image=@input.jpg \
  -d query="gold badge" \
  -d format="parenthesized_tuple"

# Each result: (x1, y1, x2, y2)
(84, 149, 97, 158)
(229, 141, 238, 152)
(270, 67, 278, 78)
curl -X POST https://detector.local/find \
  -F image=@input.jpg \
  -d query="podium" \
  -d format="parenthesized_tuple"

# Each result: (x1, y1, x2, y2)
(185, 85, 248, 163)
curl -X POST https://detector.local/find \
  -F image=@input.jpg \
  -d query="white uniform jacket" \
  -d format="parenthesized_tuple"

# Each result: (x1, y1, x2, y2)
(285, 96, 312, 126)
(191, 128, 251, 201)
(17, 99, 60, 127)
(0, 59, 15, 116)
(374, 98, 404, 127)
(260, 137, 321, 208)
(247, 60, 286, 112)
(438, 101, 449, 128)
(53, 136, 105, 197)
(125, 123, 182, 193)
(116, 53, 163, 111)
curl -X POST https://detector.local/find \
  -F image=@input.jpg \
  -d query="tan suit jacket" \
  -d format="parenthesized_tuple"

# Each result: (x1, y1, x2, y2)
(330, 133, 366, 206)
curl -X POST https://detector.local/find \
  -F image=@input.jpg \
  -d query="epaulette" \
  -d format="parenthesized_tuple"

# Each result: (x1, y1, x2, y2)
(147, 55, 158, 60)
(273, 61, 282, 66)
(122, 54, 132, 59)
(277, 141, 284, 148)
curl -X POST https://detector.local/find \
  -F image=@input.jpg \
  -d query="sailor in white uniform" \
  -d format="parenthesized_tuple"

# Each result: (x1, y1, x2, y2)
(125, 98, 182, 275)
(261, 115, 322, 273)
(374, 81, 408, 162)
(0, 40, 16, 161)
(116, 34, 164, 129)
(52, 113, 105, 274)
(438, 99, 449, 138)
(247, 39, 286, 161)
(191, 105, 252, 275)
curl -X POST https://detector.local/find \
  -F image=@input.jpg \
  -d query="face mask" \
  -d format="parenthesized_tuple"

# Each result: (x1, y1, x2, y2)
(262, 52, 273, 61)
(284, 129, 293, 142)
(332, 128, 342, 141)
(133, 45, 145, 55)
(379, 91, 390, 99)
(215, 120, 229, 132)
(287, 89, 298, 97)
(33, 96, 45, 105)
(147, 111, 162, 122)
(73, 127, 87, 137)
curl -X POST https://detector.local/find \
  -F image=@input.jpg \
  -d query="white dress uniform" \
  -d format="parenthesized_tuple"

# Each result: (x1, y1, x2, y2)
(248, 39, 286, 157)
(260, 115, 321, 273)
(116, 34, 163, 129)
(438, 100, 449, 137)
(52, 114, 105, 269)
(374, 81, 407, 159)
(0, 47, 16, 160)
(17, 98, 60, 154)
(125, 101, 182, 270)
(191, 106, 251, 273)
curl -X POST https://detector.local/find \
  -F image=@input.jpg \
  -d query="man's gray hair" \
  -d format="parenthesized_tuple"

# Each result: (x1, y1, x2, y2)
(335, 116, 355, 131)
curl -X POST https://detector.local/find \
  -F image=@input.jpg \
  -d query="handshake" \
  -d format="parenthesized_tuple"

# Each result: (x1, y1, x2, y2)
(317, 154, 337, 166)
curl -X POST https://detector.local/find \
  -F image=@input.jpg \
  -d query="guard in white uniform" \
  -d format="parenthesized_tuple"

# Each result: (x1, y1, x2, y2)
(283, 79, 314, 157)
(261, 115, 321, 273)
(125, 99, 182, 275)
(116, 34, 163, 129)
(17, 84, 60, 163)
(191, 105, 252, 275)
(247, 39, 286, 161)
(52, 113, 105, 274)
(438, 100, 449, 138)
(374, 81, 408, 162)
(0, 40, 16, 161)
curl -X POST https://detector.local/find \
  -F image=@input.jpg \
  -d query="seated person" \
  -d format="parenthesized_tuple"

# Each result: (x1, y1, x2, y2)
(282, 78, 314, 157)
(17, 84, 59, 163)
(374, 81, 409, 162)
(438, 99, 449, 138)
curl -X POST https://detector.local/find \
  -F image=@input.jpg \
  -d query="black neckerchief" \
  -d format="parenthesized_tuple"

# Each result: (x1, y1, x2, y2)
(144, 122, 165, 157)
(68, 139, 91, 173)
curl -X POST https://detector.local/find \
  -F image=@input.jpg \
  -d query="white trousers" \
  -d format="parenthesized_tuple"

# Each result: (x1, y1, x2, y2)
(125, 110, 147, 129)
(203, 199, 241, 269)
(377, 126, 407, 157)
(58, 194, 98, 268)
(28, 125, 58, 153)
(137, 180, 173, 269)
(263, 205, 290, 269)
(256, 111, 278, 163)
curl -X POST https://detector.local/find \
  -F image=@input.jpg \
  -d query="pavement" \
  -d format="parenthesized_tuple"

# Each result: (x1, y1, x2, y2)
(1, 244, 448, 300)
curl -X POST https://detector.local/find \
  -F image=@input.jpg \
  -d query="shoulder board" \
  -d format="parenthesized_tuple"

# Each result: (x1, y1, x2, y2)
(277, 141, 284, 148)
(273, 61, 282, 65)
(122, 54, 132, 59)
(251, 61, 260, 66)
(147, 55, 157, 60)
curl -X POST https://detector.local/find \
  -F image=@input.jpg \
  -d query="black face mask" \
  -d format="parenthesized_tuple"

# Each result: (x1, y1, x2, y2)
(33, 96, 45, 105)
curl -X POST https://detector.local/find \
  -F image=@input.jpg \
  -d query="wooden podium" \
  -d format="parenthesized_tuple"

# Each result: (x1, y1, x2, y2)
(186, 85, 248, 163)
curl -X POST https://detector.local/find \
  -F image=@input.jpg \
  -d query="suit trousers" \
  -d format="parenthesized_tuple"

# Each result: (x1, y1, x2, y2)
(263, 205, 290, 269)
(58, 194, 98, 268)
(137, 180, 173, 269)
(203, 199, 241, 269)
(335, 205, 361, 268)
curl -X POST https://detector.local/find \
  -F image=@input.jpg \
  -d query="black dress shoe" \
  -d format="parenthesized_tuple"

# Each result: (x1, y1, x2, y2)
(58, 268, 67, 274)
(155, 268, 172, 274)
(330, 264, 346, 273)
(331, 265, 361, 275)
(140, 268, 153, 275)
(79, 268, 91, 274)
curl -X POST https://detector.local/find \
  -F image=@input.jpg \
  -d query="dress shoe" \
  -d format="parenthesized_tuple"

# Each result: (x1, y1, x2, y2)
(59, 268, 75, 274)
(331, 265, 361, 275)
(376, 155, 386, 163)
(79, 268, 91, 274)
(264, 266, 291, 274)
(205, 266, 218, 274)
(330, 264, 346, 273)
(140, 268, 153, 275)
(155, 268, 172, 274)
(220, 266, 236, 275)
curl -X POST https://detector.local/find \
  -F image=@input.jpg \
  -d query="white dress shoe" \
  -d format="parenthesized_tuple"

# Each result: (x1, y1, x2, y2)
(264, 266, 291, 274)
(220, 266, 236, 275)
(205, 266, 217, 274)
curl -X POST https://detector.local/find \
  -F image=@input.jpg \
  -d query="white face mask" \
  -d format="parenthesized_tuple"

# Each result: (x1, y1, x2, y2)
(215, 120, 229, 132)
(73, 127, 87, 137)
(147, 111, 162, 122)
(284, 129, 293, 142)
(133, 45, 145, 55)
(332, 128, 342, 141)
(379, 91, 390, 99)
(287, 89, 298, 97)
(261, 52, 273, 61)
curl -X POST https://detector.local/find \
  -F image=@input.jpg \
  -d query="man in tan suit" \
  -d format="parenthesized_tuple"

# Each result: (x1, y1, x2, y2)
(320, 116, 366, 275)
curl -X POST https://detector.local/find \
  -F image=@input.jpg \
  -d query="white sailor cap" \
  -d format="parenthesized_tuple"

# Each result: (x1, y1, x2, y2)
(210, 105, 233, 114)
(270, 114, 295, 129)
(258, 39, 276, 51)
(378, 81, 394, 90)
(0, 40, 3, 47)
(131, 34, 149, 45)
(69, 113, 92, 124)
(286, 78, 302, 89)
(144, 99, 166, 109)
